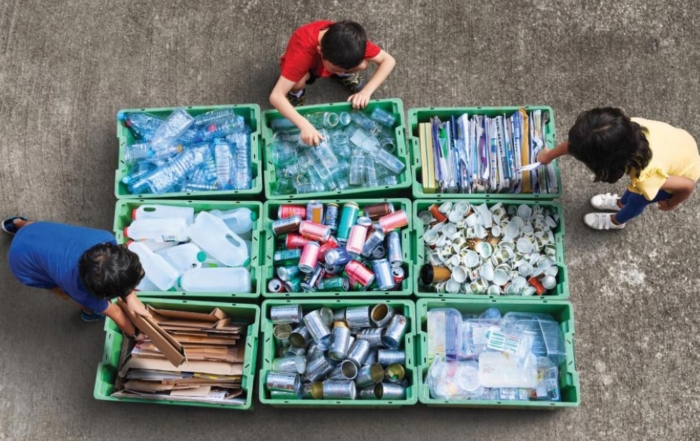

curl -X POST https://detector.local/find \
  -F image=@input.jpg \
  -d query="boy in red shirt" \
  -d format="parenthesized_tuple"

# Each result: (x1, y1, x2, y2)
(269, 20, 396, 146)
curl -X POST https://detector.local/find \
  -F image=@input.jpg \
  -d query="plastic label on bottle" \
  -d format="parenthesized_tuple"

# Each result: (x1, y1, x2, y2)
(486, 330, 522, 355)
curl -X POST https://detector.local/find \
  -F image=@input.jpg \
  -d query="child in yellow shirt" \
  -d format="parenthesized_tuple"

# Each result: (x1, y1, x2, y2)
(539, 107, 700, 230)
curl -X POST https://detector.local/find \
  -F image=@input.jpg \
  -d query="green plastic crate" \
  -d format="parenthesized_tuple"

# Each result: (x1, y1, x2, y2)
(408, 106, 562, 200)
(261, 198, 413, 298)
(416, 298, 579, 408)
(114, 199, 263, 300)
(115, 104, 263, 199)
(94, 297, 260, 410)
(413, 199, 569, 300)
(261, 98, 412, 199)
(259, 299, 418, 408)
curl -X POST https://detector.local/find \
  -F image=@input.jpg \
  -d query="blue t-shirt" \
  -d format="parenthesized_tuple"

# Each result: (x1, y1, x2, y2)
(8, 222, 117, 313)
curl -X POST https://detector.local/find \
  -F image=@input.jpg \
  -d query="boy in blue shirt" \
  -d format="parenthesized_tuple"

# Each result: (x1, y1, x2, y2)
(4, 217, 149, 339)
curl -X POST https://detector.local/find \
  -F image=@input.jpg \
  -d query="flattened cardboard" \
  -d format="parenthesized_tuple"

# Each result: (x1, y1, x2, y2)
(119, 356, 243, 377)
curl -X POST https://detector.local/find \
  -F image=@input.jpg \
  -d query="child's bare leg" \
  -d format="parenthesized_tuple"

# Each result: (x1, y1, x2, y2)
(13, 219, 33, 230)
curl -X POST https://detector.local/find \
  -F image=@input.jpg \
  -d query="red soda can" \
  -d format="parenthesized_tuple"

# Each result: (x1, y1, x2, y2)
(299, 221, 331, 242)
(346, 225, 368, 256)
(378, 210, 409, 233)
(391, 267, 405, 289)
(318, 236, 339, 263)
(345, 260, 375, 287)
(278, 204, 307, 219)
(285, 233, 309, 249)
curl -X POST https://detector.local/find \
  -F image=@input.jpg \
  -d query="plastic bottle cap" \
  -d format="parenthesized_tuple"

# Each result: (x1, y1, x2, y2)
(196, 251, 207, 263)
(131, 208, 138, 220)
(126, 240, 134, 246)
(242, 258, 251, 267)
(123, 227, 129, 238)
(117, 111, 125, 121)
(250, 211, 258, 221)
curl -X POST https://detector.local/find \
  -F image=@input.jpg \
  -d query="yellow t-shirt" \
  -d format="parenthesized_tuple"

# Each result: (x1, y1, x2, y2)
(628, 117, 700, 200)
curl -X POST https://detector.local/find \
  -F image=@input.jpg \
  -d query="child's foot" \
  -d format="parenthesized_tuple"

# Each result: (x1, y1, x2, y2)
(333, 73, 366, 94)
(81, 311, 106, 322)
(2, 216, 28, 235)
(583, 212, 625, 230)
(590, 193, 622, 211)
(286, 89, 306, 107)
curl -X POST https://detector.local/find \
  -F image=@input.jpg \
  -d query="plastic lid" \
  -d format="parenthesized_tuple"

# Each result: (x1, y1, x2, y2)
(250, 211, 258, 221)
(117, 111, 125, 121)
(131, 208, 138, 220)
(123, 227, 129, 238)
(125, 240, 134, 246)
(196, 251, 207, 263)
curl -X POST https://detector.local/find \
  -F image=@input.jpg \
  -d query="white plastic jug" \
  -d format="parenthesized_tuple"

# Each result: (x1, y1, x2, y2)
(127, 241, 180, 291)
(135, 275, 160, 292)
(124, 218, 189, 242)
(179, 267, 251, 293)
(209, 208, 257, 235)
(142, 240, 177, 253)
(132, 204, 194, 224)
(156, 243, 207, 276)
(187, 212, 249, 267)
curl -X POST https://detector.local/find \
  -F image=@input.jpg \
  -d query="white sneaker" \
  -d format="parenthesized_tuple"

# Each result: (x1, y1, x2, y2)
(590, 193, 621, 211)
(583, 213, 625, 230)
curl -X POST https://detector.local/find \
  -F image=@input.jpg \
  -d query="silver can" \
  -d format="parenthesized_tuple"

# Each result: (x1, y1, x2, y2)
(329, 359, 358, 380)
(371, 244, 387, 259)
(306, 341, 323, 361)
(364, 349, 378, 365)
(371, 259, 395, 291)
(271, 355, 306, 374)
(355, 362, 385, 388)
(270, 304, 303, 324)
(381, 314, 408, 349)
(303, 310, 332, 346)
(328, 326, 352, 361)
(347, 339, 371, 367)
(305, 354, 336, 382)
(377, 382, 405, 400)
(361, 229, 385, 257)
(300, 264, 325, 292)
(266, 371, 300, 393)
(377, 349, 405, 367)
(370, 303, 395, 328)
(384, 363, 405, 383)
(273, 324, 292, 348)
(358, 385, 379, 399)
(301, 382, 324, 399)
(322, 380, 357, 400)
(356, 327, 385, 348)
(284, 346, 306, 357)
(289, 325, 310, 348)
(387, 230, 403, 267)
(319, 306, 334, 327)
(345, 305, 371, 328)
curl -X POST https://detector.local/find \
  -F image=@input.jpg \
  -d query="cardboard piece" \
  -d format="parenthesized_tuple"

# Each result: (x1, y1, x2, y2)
(119, 356, 243, 377)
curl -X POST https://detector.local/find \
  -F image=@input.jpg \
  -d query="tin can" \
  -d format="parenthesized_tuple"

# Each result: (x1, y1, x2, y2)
(364, 349, 378, 365)
(284, 346, 306, 357)
(387, 231, 402, 267)
(328, 325, 352, 361)
(279, 205, 306, 219)
(317, 236, 339, 263)
(322, 380, 357, 400)
(358, 385, 380, 399)
(289, 325, 310, 348)
(337, 202, 359, 244)
(272, 355, 306, 374)
(323, 203, 340, 232)
(345, 305, 371, 328)
(361, 229, 385, 257)
(371, 259, 395, 290)
(391, 267, 405, 288)
(303, 310, 331, 346)
(305, 354, 336, 382)
(301, 382, 324, 399)
(273, 324, 292, 348)
(347, 339, 371, 367)
(300, 263, 324, 291)
(273, 248, 302, 265)
(381, 315, 408, 349)
(317, 276, 349, 292)
(272, 215, 302, 235)
(268, 278, 285, 293)
(266, 371, 300, 393)
(285, 233, 309, 249)
(377, 382, 405, 399)
(305, 342, 323, 361)
(299, 220, 331, 242)
(355, 363, 385, 388)
(345, 260, 375, 287)
(428, 204, 447, 223)
(284, 276, 303, 293)
(378, 210, 409, 233)
(346, 225, 367, 256)
(371, 244, 387, 259)
(319, 307, 334, 327)
(324, 264, 342, 275)
(377, 349, 405, 366)
(362, 202, 393, 220)
(270, 304, 303, 324)
(333, 308, 346, 322)
(306, 200, 324, 224)
(329, 359, 359, 380)
(325, 248, 353, 267)
(277, 265, 301, 282)
(384, 363, 405, 383)
(356, 328, 385, 348)
(370, 304, 395, 328)
(298, 242, 320, 273)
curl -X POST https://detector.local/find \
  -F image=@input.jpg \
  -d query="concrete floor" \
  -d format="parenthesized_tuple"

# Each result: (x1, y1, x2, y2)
(1, 0, 699, 439)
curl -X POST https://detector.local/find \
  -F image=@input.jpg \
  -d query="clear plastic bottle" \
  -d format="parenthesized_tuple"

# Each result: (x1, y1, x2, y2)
(177, 127, 204, 145)
(213, 139, 233, 189)
(350, 111, 380, 135)
(306, 112, 340, 129)
(150, 108, 194, 151)
(122, 161, 157, 187)
(201, 115, 245, 140)
(365, 159, 378, 187)
(369, 108, 396, 128)
(374, 149, 406, 175)
(348, 127, 380, 156)
(124, 142, 154, 164)
(209, 207, 257, 235)
(193, 108, 238, 127)
(124, 217, 189, 242)
(156, 243, 207, 276)
(271, 117, 296, 131)
(118, 112, 163, 141)
(179, 267, 252, 293)
(228, 131, 251, 190)
(186, 211, 249, 267)
(269, 141, 297, 167)
(127, 241, 180, 291)
(349, 153, 366, 186)
(295, 182, 324, 194)
(129, 143, 209, 194)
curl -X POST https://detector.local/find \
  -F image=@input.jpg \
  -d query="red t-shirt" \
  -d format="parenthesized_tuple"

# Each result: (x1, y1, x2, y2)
(280, 21, 382, 83)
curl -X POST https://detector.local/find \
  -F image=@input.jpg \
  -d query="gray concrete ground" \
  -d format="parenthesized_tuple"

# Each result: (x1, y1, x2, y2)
(1, 0, 699, 439)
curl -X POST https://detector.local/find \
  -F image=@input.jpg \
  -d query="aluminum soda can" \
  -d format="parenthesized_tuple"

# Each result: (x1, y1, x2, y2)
(268, 278, 285, 293)
(371, 259, 395, 290)
(299, 220, 331, 242)
(337, 202, 359, 244)
(387, 230, 403, 267)
(306, 200, 324, 224)
(298, 242, 320, 273)
(272, 215, 302, 235)
(346, 225, 367, 256)
(361, 229, 385, 257)
(323, 203, 340, 232)
(378, 210, 409, 233)
(278, 205, 306, 219)
(325, 248, 353, 266)
(273, 248, 302, 265)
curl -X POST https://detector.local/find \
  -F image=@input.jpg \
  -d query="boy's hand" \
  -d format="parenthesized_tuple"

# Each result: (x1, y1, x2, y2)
(348, 91, 371, 109)
(125, 292, 151, 318)
(134, 332, 148, 342)
(537, 149, 552, 165)
(301, 124, 324, 146)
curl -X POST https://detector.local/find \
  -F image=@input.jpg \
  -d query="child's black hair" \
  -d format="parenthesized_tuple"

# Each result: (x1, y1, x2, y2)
(78, 243, 145, 300)
(568, 107, 652, 183)
(320, 21, 367, 70)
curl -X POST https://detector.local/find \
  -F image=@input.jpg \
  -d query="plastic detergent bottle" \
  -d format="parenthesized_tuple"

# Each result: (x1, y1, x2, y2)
(124, 218, 189, 242)
(132, 204, 195, 224)
(127, 241, 179, 291)
(156, 243, 207, 276)
(209, 207, 257, 235)
(179, 267, 251, 293)
(186, 211, 249, 267)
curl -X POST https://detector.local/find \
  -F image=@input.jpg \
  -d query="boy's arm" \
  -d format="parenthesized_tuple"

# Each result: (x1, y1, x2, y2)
(103, 302, 139, 337)
(658, 176, 696, 211)
(348, 50, 396, 109)
(269, 76, 324, 146)
(538, 141, 569, 164)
